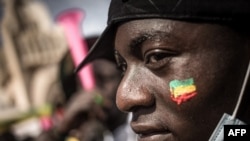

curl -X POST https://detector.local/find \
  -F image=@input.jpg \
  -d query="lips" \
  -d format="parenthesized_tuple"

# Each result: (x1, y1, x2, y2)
(131, 121, 172, 141)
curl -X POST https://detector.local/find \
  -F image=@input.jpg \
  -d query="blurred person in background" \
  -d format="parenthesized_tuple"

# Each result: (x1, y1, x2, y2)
(37, 55, 132, 141)
(35, 0, 135, 141)
(0, 0, 67, 140)
(0, 0, 135, 140)
(36, 37, 132, 141)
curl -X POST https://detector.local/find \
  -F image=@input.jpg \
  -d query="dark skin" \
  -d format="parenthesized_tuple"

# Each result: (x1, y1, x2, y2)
(114, 19, 250, 141)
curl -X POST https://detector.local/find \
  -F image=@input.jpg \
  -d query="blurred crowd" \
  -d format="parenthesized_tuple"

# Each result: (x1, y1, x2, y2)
(0, 0, 136, 141)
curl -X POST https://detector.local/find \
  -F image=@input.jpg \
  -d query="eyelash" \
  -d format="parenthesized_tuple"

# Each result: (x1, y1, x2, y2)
(144, 49, 176, 70)
(114, 49, 176, 75)
(114, 51, 127, 76)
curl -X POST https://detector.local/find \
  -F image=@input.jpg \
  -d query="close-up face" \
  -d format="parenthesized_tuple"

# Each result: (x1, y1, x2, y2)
(114, 19, 249, 141)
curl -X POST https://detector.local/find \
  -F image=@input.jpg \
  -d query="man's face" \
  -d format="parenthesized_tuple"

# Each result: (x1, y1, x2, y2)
(114, 19, 249, 141)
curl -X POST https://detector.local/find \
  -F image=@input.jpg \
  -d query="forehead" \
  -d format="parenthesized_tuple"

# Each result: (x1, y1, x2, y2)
(115, 19, 208, 47)
(115, 19, 204, 38)
(114, 19, 239, 51)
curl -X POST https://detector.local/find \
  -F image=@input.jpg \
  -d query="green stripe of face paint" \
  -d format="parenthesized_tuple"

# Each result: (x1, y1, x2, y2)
(169, 78, 197, 105)
(169, 78, 194, 88)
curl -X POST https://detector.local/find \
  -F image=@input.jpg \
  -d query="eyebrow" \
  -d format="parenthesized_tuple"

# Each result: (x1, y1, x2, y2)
(129, 31, 172, 50)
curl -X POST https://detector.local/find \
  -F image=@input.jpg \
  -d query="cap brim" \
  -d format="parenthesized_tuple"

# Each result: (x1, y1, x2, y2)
(75, 25, 116, 73)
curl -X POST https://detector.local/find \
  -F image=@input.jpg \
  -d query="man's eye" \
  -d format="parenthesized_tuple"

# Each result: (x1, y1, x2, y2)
(114, 51, 127, 76)
(147, 52, 166, 63)
(144, 49, 175, 70)
(119, 62, 127, 75)
(115, 60, 127, 76)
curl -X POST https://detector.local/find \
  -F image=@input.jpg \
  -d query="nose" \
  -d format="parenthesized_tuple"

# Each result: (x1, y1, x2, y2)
(116, 65, 155, 112)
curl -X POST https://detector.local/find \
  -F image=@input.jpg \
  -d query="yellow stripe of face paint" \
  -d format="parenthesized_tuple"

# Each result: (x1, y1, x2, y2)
(169, 78, 197, 104)
(171, 85, 196, 98)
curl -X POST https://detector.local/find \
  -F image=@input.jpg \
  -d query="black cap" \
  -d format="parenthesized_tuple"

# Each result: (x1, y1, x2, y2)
(75, 0, 250, 72)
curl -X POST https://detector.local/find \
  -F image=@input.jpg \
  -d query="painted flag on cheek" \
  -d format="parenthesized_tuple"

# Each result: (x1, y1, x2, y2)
(169, 78, 197, 105)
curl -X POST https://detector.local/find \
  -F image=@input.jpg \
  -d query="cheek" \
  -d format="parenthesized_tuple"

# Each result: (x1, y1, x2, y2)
(169, 78, 197, 105)
(172, 51, 242, 126)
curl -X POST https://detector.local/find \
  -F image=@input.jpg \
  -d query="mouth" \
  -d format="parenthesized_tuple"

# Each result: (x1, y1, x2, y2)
(131, 122, 172, 141)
